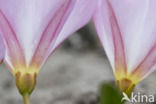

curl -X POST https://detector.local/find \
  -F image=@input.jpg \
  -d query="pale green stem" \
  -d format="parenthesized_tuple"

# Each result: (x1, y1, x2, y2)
(23, 94, 30, 104)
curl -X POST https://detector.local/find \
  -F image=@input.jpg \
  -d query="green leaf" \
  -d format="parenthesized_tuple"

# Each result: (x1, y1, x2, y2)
(99, 83, 124, 104)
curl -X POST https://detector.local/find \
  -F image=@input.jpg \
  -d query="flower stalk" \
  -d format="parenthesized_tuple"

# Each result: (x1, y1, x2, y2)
(23, 93, 30, 104)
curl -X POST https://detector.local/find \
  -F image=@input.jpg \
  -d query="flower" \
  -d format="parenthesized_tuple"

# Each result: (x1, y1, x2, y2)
(0, 0, 96, 101)
(94, 0, 156, 95)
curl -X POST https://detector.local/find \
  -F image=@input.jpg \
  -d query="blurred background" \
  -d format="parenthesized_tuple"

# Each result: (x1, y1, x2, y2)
(0, 22, 156, 104)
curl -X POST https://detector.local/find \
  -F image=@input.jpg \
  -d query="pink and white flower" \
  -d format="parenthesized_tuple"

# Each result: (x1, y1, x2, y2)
(94, 0, 156, 94)
(0, 0, 96, 75)
(0, 0, 96, 99)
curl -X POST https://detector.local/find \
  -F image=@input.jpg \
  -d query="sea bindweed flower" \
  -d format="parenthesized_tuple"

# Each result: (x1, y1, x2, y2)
(0, 34, 5, 63)
(94, 0, 156, 95)
(0, 0, 96, 103)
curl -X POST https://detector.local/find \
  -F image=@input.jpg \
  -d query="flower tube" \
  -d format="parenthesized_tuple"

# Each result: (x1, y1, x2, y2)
(0, 0, 96, 103)
(94, 0, 156, 95)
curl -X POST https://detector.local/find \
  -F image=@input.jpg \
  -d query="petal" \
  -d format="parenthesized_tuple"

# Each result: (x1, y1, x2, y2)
(110, 0, 156, 73)
(30, 0, 75, 68)
(52, 0, 96, 49)
(30, 0, 96, 68)
(94, 0, 128, 80)
(0, 0, 96, 69)
(0, 33, 5, 63)
(131, 44, 156, 82)
(0, 11, 26, 69)
(94, 0, 156, 77)
(0, 0, 72, 66)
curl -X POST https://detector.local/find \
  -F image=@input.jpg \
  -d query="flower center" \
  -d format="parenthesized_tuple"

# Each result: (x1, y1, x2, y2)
(117, 78, 135, 96)
(15, 71, 37, 96)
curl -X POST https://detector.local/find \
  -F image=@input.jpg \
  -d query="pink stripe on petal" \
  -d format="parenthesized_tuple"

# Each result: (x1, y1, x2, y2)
(0, 10, 26, 69)
(131, 43, 156, 78)
(107, 0, 127, 76)
(30, 0, 74, 68)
